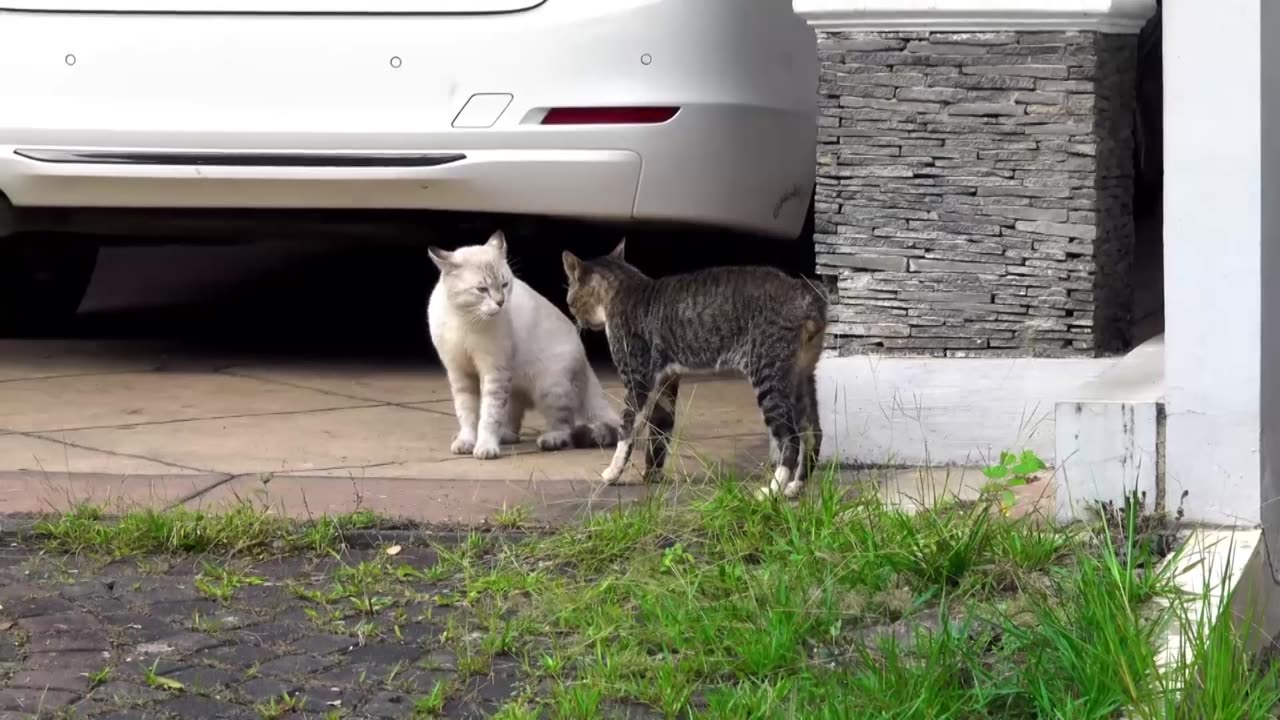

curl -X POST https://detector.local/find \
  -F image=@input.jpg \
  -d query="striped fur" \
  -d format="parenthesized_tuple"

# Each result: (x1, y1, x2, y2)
(562, 242, 827, 497)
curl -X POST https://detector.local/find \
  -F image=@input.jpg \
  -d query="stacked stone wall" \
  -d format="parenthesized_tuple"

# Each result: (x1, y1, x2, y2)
(815, 30, 1138, 357)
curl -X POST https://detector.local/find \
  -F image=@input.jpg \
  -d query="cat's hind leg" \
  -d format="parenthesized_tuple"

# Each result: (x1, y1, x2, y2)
(642, 375, 679, 483)
(501, 394, 527, 445)
(571, 421, 619, 449)
(786, 321, 826, 498)
(749, 361, 802, 500)
(571, 371, 622, 449)
(534, 384, 577, 452)
(790, 371, 822, 498)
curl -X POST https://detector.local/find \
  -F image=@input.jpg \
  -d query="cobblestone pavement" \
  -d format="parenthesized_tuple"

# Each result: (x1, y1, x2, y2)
(0, 534, 537, 719)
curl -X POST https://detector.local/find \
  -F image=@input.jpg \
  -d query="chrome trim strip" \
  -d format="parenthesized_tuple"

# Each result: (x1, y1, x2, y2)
(14, 148, 468, 168)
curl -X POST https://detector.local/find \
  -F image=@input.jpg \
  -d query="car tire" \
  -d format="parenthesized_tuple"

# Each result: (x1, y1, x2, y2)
(0, 238, 99, 335)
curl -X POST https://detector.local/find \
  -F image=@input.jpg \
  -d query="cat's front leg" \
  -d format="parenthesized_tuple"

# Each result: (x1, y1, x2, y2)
(447, 371, 481, 455)
(474, 370, 513, 460)
(602, 377, 650, 484)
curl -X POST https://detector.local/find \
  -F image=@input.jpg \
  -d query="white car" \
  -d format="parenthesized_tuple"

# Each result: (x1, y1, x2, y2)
(0, 0, 817, 329)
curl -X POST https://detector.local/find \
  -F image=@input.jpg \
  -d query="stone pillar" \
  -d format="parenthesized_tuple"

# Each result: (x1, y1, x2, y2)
(805, 4, 1152, 358)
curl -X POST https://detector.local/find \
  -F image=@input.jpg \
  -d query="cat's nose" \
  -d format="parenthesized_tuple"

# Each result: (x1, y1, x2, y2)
(494, 296, 505, 308)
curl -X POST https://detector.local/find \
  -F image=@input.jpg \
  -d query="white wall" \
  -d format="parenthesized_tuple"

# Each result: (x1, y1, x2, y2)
(1163, 0, 1262, 525)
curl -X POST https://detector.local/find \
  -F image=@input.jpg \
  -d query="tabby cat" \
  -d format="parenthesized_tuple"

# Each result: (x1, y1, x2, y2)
(562, 241, 826, 498)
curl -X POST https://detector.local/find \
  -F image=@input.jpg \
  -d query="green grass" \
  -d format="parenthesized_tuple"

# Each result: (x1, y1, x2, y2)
(85, 665, 112, 689)
(31, 501, 380, 558)
(254, 691, 303, 720)
(443, 473, 1280, 719)
(24, 472, 1280, 719)
(194, 561, 265, 602)
(412, 680, 452, 717)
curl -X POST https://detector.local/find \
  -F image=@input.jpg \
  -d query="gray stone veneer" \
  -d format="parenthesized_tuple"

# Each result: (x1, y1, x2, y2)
(815, 30, 1138, 357)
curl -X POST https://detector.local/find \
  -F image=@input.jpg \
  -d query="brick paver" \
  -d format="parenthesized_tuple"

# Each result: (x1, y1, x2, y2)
(0, 536, 538, 719)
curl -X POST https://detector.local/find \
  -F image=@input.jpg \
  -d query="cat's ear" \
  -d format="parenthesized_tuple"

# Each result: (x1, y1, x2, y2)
(609, 238, 626, 261)
(562, 251, 583, 281)
(428, 247, 455, 272)
(486, 230, 508, 257)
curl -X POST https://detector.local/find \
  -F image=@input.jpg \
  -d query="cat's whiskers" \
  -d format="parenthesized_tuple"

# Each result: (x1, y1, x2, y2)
(461, 308, 490, 326)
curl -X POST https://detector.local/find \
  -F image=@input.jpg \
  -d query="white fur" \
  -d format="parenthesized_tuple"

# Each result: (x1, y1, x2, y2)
(753, 464, 806, 500)
(601, 439, 633, 483)
(427, 231, 620, 460)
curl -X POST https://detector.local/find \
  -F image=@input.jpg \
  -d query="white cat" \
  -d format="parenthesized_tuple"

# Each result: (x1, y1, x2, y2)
(427, 231, 621, 460)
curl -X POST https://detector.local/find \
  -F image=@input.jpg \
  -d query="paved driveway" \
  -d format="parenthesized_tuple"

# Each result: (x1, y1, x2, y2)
(0, 339, 770, 524)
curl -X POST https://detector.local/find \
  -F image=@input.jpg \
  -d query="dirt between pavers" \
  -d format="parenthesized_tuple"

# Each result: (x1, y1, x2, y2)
(0, 533, 544, 720)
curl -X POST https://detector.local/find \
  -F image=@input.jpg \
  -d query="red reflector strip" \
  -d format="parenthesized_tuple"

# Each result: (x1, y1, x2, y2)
(541, 107, 680, 125)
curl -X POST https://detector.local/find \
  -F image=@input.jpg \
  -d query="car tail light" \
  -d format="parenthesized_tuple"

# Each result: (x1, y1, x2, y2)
(540, 107, 680, 125)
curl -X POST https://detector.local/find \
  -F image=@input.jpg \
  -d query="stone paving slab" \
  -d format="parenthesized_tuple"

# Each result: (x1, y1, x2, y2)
(48, 406, 464, 478)
(0, 340, 810, 526)
(0, 341, 166, 383)
(0, 472, 228, 516)
(0, 372, 366, 435)
(0, 437, 201, 478)
(185, 476, 650, 526)
(222, 364, 456, 406)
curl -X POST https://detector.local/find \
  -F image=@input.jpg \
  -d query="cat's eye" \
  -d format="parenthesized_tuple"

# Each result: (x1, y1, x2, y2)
(474, 287, 489, 295)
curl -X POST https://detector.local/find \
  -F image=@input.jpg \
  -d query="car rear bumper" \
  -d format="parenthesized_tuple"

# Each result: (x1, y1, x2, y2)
(0, 146, 645, 219)
(0, 104, 813, 237)
(0, 1, 818, 238)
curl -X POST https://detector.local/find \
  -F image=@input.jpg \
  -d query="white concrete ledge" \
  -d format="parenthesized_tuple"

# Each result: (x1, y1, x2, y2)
(1054, 335, 1165, 522)
(816, 355, 1113, 466)
(794, 0, 1157, 34)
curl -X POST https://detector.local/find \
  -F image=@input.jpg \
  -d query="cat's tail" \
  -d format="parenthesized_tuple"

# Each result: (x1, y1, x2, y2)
(571, 368, 623, 449)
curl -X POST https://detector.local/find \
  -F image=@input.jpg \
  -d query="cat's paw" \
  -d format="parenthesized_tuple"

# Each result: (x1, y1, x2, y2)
(450, 435, 476, 455)
(600, 463, 625, 484)
(472, 440, 501, 460)
(755, 466, 799, 501)
(642, 467, 666, 485)
(589, 423, 621, 448)
(753, 484, 778, 501)
(536, 430, 572, 452)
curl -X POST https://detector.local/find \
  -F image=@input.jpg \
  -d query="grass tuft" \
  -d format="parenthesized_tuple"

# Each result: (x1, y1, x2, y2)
(31, 501, 380, 558)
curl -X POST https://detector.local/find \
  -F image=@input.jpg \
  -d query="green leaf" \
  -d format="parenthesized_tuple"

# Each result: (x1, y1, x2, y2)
(1000, 490, 1016, 507)
(1006, 477, 1027, 487)
(1010, 450, 1047, 475)
(981, 465, 1010, 481)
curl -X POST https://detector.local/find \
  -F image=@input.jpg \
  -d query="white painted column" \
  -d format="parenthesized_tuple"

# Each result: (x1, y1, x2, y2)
(1163, 0, 1262, 525)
